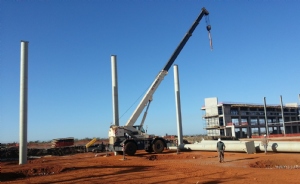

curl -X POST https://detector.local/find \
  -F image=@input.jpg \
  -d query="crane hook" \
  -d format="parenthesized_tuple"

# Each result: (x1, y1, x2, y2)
(206, 25, 213, 51)
(205, 13, 213, 51)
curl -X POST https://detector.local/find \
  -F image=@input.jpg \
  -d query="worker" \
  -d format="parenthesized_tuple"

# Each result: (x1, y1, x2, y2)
(261, 134, 269, 154)
(216, 138, 226, 163)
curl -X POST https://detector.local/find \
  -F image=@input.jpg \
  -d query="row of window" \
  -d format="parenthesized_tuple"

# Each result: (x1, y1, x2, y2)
(235, 126, 300, 136)
(231, 107, 297, 112)
(208, 125, 299, 137)
(230, 117, 298, 124)
(231, 111, 297, 116)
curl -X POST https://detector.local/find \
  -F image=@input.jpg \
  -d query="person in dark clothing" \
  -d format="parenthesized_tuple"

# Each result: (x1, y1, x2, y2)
(216, 138, 226, 163)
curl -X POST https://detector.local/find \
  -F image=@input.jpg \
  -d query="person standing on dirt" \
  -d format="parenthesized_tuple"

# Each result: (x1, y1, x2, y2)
(261, 134, 269, 154)
(216, 138, 225, 163)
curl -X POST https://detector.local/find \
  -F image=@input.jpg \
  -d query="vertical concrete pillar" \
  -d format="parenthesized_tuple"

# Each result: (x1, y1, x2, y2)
(298, 94, 300, 121)
(173, 65, 183, 146)
(111, 55, 119, 126)
(263, 97, 269, 136)
(19, 41, 29, 165)
(280, 95, 285, 135)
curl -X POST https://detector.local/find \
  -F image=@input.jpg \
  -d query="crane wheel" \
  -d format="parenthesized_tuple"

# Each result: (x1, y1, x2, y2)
(152, 140, 164, 153)
(125, 142, 137, 156)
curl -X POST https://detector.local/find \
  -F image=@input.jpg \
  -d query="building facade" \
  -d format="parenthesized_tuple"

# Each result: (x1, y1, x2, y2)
(201, 97, 300, 138)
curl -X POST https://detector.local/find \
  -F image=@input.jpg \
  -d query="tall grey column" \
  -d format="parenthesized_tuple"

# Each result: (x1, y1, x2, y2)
(298, 94, 300, 121)
(263, 97, 269, 136)
(173, 65, 183, 146)
(111, 55, 119, 126)
(19, 41, 29, 165)
(280, 95, 285, 135)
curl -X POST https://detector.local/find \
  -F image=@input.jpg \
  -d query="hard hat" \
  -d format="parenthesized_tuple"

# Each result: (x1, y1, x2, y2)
(218, 138, 221, 141)
(264, 134, 266, 137)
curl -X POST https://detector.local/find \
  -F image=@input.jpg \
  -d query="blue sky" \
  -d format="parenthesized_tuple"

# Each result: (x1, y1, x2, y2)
(1, 1, 299, 143)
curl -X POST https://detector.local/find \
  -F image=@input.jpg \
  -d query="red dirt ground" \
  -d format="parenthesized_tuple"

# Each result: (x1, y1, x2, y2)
(1, 150, 300, 184)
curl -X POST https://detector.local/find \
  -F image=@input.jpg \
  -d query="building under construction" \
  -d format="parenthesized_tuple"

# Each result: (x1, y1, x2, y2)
(201, 97, 300, 139)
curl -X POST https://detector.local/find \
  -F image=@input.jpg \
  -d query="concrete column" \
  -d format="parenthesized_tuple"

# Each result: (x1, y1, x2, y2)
(111, 55, 119, 126)
(19, 41, 29, 165)
(173, 65, 183, 146)
(263, 97, 269, 136)
(298, 94, 300, 121)
(280, 95, 285, 136)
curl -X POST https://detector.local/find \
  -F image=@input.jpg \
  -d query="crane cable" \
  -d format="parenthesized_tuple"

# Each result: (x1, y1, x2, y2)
(205, 15, 213, 51)
(118, 84, 150, 121)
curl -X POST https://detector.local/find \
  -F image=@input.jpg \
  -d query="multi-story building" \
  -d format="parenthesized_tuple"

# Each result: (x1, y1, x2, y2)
(201, 97, 300, 138)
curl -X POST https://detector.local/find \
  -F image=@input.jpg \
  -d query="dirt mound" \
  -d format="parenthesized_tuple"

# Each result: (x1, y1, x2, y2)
(249, 158, 300, 169)
(249, 160, 274, 168)
(1, 165, 62, 182)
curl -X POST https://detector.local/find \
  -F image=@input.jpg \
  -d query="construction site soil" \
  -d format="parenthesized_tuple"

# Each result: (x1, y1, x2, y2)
(1, 149, 300, 184)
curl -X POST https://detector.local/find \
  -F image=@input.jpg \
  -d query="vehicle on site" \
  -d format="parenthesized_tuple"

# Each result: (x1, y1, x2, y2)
(85, 138, 107, 152)
(87, 143, 105, 153)
(108, 7, 212, 156)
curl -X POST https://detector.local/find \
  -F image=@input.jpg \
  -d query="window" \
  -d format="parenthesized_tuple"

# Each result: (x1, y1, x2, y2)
(220, 129, 225, 136)
(218, 107, 223, 115)
(240, 111, 247, 115)
(219, 118, 224, 126)
(250, 118, 257, 125)
(241, 117, 248, 125)
(252, 127, 259, 135)
(231, 108, 238, 115)
(235, 128, 241, 138)
(259, 119, 265, 125)
(260, 127, 266, 134)
(280, 126, 284, 134)
(242, 128, 248, 138)
(232, 118, 239, 125)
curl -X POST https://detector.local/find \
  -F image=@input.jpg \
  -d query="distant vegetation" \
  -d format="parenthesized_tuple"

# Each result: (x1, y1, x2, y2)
(8, 136, 209, 145)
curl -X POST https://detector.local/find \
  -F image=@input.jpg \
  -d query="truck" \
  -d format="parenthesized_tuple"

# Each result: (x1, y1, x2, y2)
(108, 7, 212, 156)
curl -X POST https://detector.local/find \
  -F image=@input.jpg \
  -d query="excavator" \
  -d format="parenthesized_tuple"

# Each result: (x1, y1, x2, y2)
(108, 7, 212, 156)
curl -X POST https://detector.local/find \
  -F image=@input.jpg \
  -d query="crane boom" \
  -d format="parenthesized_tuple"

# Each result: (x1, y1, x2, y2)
(163, 7, 209, 71)
(125, 7, 210, 127)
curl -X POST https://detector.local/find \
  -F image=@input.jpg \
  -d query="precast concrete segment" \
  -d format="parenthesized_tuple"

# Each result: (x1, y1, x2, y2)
(173, 64, 183, 146)
(249, 141, 300, 153)
(169, 141, 256, 153)
(19, 41, 29, 165)
(111, 55, 119, 126)
(170, 139, 300, 153)
(200, 140, 244, 144)
(199, 139, 300, 153)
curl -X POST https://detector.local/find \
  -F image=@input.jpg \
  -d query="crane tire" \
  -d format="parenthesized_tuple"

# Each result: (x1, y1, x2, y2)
(125, 142, 137, 156)
(152, 140, 164, 153)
